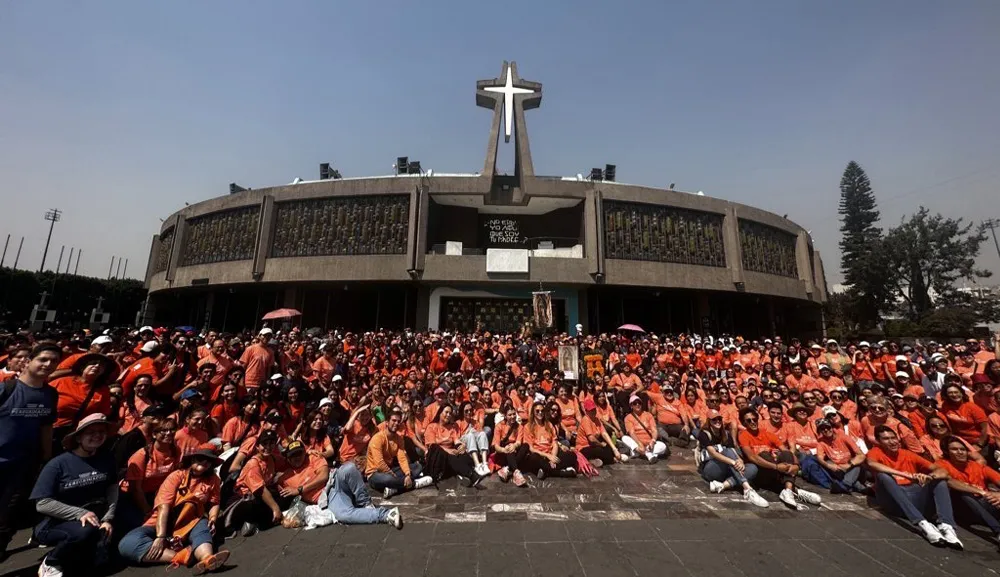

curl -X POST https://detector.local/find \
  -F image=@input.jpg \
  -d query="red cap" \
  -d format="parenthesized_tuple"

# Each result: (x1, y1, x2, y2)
(707, 409, 723, 420)
(971, 373, 993, 386)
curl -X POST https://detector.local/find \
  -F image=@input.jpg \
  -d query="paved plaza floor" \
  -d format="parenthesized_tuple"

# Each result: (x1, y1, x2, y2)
(3, 449, 999, 576)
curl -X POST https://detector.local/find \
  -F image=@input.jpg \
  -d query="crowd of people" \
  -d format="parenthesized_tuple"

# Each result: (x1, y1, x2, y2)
(1, 323, 999, 576)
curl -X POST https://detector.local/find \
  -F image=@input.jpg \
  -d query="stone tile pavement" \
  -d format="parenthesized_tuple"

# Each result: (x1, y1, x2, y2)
(3, 449, 1000, 576)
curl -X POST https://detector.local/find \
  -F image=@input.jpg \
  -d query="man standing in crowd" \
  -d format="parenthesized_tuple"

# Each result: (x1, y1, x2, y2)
(0, 344, 60, 561)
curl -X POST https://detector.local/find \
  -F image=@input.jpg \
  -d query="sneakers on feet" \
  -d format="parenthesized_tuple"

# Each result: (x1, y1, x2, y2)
(512, 470, 527, 487)
(498, 466, 511, 482)
(646, 453, 658, 464)
(383, 487, 398, 500)
(743, 489, 770, 508)
(779, 488, 807, 511)
(708, 480, 725, 494)
(192, 550, 231, 575)
(386, 507, 403, 530)
(537, 468, 547, 481)
(470, 472, 485, 488)
(918, 520, 943, 545)
(414, 475, 435, 490)
(794, 488, 822, 506)
(457, 474, 473, 487)
(589, 459, 604, 469)
(618, 454, 629, 463)
(936, 523, 963, 550)
(563, 467, 577, 477)
(37, 558, 63, 577)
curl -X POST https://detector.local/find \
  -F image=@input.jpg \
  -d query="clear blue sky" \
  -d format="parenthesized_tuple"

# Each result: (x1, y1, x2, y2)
(3, 1, 999, 284)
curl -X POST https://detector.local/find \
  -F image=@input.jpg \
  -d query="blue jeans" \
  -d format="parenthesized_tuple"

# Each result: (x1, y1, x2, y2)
(368, 462, 424, 492)
(875, 473, 955, 526)
(957, 494, 1000, 533)
(700, 447, 758, 488)
(117, 519, 213, 563)
(34, 519, 103, 571)
(327, 462, 389, 525)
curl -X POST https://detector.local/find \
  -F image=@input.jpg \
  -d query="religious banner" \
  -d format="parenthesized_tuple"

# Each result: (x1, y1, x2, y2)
(532, 291, 552, 328)
(558, 345, 579, 380)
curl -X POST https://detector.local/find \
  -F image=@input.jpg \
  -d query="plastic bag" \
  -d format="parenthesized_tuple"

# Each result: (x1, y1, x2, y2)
(281, 497, 306, 529)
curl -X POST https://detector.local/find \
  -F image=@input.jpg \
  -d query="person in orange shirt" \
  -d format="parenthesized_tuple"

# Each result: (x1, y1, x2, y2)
(783, 364, 816, 393)
(939, 383, 988, 447)
(851, 342, 878, 390)
(175, 407, 215, 457)
(646, 386, 694, 446)
(116, 449, 228, 573)
(518, 404, 577, 479)
(231, 430, 283, 535)
(860, 398, 923, 453)
(814, 418, 866, 493)
(275, 441, 329, 505)
(48, 335, 114, 381)
(827, 387, 857, 421)
(866, 425, 961, 548)
(197, 340, 235, 392)
(366, 409, 433, 497)
(120, 343, 181, 399)
(493, 406, 527, 486)
(576, 398, 623, 467)
(49, 353, 117, 452)
(919, 416, 985, 464)
(423, 405, 484, 486)
(239, 332, 275, 392)
(338, 404, 377, 469)
(937, 435, 1000, 538)
(122, 418, 181, 527)
(622, 395, 668, 462)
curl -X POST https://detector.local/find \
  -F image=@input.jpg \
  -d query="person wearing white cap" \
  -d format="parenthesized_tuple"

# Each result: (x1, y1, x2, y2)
(921, 354, 949, 398)
(47, 335, 116, 381)
(851, 341, 878, 392)
(621, 396, 668, 463)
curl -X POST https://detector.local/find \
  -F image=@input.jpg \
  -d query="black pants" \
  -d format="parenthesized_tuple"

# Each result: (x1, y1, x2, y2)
(515, 445, 577, 475)
(580, 444, 616, 464)
(754, 451, 797, 492)
(0, 458, 36, 552)
(424, 445, 475, 481)
(495, 449, 519, 471)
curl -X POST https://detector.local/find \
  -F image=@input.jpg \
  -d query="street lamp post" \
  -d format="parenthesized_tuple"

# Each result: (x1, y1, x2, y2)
(39, 209, 62, 272)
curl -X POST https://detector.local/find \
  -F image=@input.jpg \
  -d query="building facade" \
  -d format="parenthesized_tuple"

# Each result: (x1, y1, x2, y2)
(144, 62, 828, 337)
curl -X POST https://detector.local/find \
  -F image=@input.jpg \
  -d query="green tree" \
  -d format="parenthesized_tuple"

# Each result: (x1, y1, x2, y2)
(838, 161, 887, 328)
(882, 207, 992, 321)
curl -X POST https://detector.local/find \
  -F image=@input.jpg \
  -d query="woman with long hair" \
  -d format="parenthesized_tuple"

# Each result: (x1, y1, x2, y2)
(918, 415, 985, 464)
(698, 409, 768, 507)
(175, 407, 212, 457)
(221, 398, 261, 452)
(209, 382, 241, 434)
(457, 401, 490, 476)
(423, 405, 484, 486)
(121, 418, 181, 529)
(49, 353, 117, 454)
(940, 383, 988, 447)
(297, 410, 335, 460)
(282, 384, 307, 434)
(517, 403, 577, 479)
(120, 375, 155, 434)
(493, 406, 527, 486)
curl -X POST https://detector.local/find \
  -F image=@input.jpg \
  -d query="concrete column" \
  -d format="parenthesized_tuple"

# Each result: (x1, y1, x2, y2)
(282, 287, 299, 308)
(414, 286, 431, 330)
(584, 189, 599, 276)
(812, 250, 829, 303)
(413, 186, 430, 272)
(202, 292, 215, 331)
(722, 207, 744, 287)
(144, 235, 160, 288)
(165, 214, 185, 283)
(796, 231, 815, 298)
(697, 293, 711, 334)
(253, 195, 275, 277)
(594, 189, 605, 277)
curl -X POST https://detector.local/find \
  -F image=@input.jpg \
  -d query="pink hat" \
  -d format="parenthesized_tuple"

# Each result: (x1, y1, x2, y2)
(433, 387, 446, 396)
(629, 395, 642, 405)
(582, 398, 597, 412)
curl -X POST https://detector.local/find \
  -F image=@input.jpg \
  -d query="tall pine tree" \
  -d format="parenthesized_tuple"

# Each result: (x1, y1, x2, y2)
(838, 161, 886, 329)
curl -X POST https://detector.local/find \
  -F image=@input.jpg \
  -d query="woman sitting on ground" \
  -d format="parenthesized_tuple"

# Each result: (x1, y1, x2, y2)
(120, 418, 181, 530)
(736, 408, 822, 511)
(622, 395, 669, 463)
(220, 398, 261, 452)
(457, 401, 490, 477)
(423, 404, 485, 487)
(519, 404, 578, 480)
(936, 435, 1000, 544)
(493, 406, 528, 487)
(576, 398, 625, 467)
(297, 410, 336, 461)
(919, 415, 985, 464)
(814, 418, 867, 493)
(698, 409, 769, 508)
(118, 449, 229, 574)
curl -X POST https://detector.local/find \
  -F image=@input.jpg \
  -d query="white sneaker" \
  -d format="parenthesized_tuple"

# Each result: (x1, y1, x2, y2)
(743, 489, 770, 508)
(936, 523, 963, 550)
(779, 488, 807, 511)
(386, 507, 403, 530)
(414, 475, 435, 490)
(383, 487, 398, 500)
(37, 558, 63, 577)
(918, 520, 943, 545)
(693, 448, 703, 467)
(794, 488, 822, 506)
(479, 463, 492, 476)
(708, 480, 725, 494)
(646, 453, 658, 464)
(618, 454, 629, 463)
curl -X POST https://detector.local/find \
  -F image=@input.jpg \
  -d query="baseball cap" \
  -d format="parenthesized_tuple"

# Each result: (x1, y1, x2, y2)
(629, 395, 642, 405)
(140, 341, 159, 353)
(820, 405, 837, 416)
(92, 335, 113, 346)
(433, 387, 446, 396)
(707, 409, 722, 420)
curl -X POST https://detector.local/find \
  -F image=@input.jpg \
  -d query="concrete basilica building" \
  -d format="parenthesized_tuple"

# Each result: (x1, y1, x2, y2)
(144, 62, 828, 336)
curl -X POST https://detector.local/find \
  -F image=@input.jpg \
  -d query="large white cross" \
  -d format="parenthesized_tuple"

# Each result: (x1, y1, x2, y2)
(483, 67, 535, 142)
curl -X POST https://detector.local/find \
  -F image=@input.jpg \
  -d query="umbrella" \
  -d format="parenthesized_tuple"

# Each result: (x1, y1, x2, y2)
(262, 308, 302, 321)
(618, 324, 645, 333)
(175, 326, 195, 332)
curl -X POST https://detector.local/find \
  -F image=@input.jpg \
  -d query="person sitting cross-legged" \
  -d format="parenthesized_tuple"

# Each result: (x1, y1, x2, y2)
(736, 408, 822, 511)
(366, 408, 433, 499)
(866, 424, 963, 548)
(936, 435, 1000, 547)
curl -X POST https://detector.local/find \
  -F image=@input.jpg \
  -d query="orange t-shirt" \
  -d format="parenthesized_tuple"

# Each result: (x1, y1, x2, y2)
(423, 422, 461, 449)
(120, 357, 163, 397)
(555, 398, 579, 434)
(174, 427, 211, 457)
(647, 392, 684, 426)
(783, 420, 819, 452)
(492, 421, 522, 450)
(126, 445, 180, 494)
(338, 420, 374, 463)
(575, 415, 603, 451)
(239, 344, 274, 389)
(50, 376, 112, 428)
(624, 412, 657, 446)
(144, 469, 221, 527)
(221, 418, 258, 446)
(816, 433, 857, 466)
(523, 423, 557, 454)
(866, 446, 933, 486)
(936, 458, 1000, 490)
(236, 453, 276, 496)
(940, 401, 987, 445)
(738, 427, 783, 456)
(276, 453, 328, 504)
